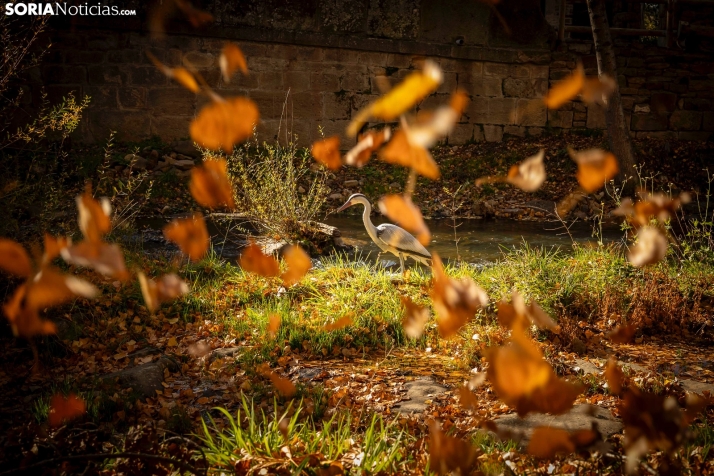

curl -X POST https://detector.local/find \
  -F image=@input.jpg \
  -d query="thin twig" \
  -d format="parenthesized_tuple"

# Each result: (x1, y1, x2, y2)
(0, 452, 201, 476)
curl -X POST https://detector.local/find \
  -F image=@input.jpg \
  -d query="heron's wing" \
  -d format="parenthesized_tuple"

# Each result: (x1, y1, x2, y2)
(376, 224, 431, 259)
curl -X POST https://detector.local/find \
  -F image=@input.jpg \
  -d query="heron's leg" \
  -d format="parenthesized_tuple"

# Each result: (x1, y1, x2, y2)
(399, 253, 405, 275)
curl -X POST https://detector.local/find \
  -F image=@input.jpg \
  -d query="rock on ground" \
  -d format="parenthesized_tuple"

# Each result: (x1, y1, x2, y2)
(393, 377, 447, 414)
(102, 355, 178, 399)
(495, 404, 623, 443)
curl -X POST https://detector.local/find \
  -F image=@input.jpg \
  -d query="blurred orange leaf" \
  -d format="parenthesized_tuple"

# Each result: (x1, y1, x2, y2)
(527, 427, 599, 458)
(281, 245, 311, 287)
(348, 60, 443, 136)
(49, 393, 86, 427)
(239, 241, 280, 277)
(220, 42, 248, 82)
(323, 314, 353, 331)
(138, 272, 189, 313)
(267, 313, 280, 338)
(605, 357, 625, 394)
(163, 213, 210, 262)
(581, 75, 616, 106)
(428, 420, 479, 475)
(190, 158, 236, 209)
(378, 194, 431, 246)
(569, 148, 619, 193)
(344, 128, 391, 168)
(269, 372, 296, 398)
(380, 129, 440, 180)
(628, 226, 668, 267)
(190, 97, 259, 152)
(146, 52, 200, 93)
(544, 64, 585, 109)
(77, 184, 111, 244)
(0, 239, 32, 278)
(61, 241, 129, 281)
(401, 296, 429, 339)
(311, 136, 342, 171)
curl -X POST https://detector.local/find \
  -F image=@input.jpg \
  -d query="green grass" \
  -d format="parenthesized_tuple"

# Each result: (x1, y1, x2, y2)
(199, 396, 411, 475)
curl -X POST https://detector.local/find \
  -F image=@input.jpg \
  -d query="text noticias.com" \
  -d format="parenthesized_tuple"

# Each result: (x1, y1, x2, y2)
(4, 3, 137, 15)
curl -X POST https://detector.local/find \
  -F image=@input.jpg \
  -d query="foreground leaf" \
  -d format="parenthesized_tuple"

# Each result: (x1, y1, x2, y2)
(189, 158, 236, 209)
(628, 226, 668, 267)
(428, 420, 479, 475)
(0, 239, 32, 278)
(527, 426, 599, 458)
(239, 241, 280, 277)
(163, 213, 210, 262)
(219, 42, 248, 82)
(49, 393, 86, 427)
(138, 272, 189, 313)
(190, 97, 259, 152)
(61, 241, 129, 280)
(281, 245, 311, 287)
(544, 64, 585, 109)
(569, 148, 619, 193)
(378, 194, 431, 246)
(344, 128, 391, 168)
(311, 136, 342, 171)
(401, 296, 429, 339)
(379, 129, 440, 180)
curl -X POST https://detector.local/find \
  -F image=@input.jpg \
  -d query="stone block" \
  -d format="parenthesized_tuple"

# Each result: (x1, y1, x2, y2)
(88, 109, 151, 142)
(296, 46, 324, 62)
(503, 78, 534, 98)
(586, 105, 607, 129)
(510, 65, 530, 78)
(669, 110, 702, 131)
(183, 51, 215, 69)
(150, 116, 193, 141)
(283, 71, 311, 92)
(515, 99, 547, 126)
(84, 86, 117, 108)
(310, 73, 340, 91)
(436, 72, 458, 94)
(465, 96, 489, 123)
(473, 77, 502, 97)
(323, 92, 351, 120)
(527, 127, 544, 136)
(248, 91, 278, 118)
(678, 131, 711, 141)
(487, 98, 518, 124)
(635, 131, 677, 140)
(650, 92, 677, 114)
(341, 73, 370, 92)
(64, 50, 105, 64)
(483, 62, 509, 77)
(682, 99, 711, 111)
(107, 49, 142, 63)
(529, 64, 549, 79)
(118, 88, 146, 109)
(148, 89, 195, 116)
(129, 66, 168, 86)
(87, 64, 129, 85)
(446, 123, 472, 144)
(631, 114, 668, 131)
(258, 71, 284, 90)
(314, 119, 351, 144)
(504, 125, 526, 137)
(324, 48, 360, 64)
(289, 92, 324, 119)
(703, 112, 714, 132)
(483, 124, 503, 142)
(386, 53, 412, 69)
(43, 65, 86, 84)
(548, 110, 573, 128)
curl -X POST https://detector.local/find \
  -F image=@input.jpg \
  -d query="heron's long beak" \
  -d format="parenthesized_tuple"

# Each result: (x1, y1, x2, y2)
(336, 200, 353, 212)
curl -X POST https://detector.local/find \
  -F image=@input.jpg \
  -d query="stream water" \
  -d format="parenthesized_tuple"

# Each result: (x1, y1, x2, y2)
(133, 215, 623, 266)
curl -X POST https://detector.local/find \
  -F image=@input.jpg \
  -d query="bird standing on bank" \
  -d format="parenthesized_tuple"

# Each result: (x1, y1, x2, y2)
(337, 193, 431, 274)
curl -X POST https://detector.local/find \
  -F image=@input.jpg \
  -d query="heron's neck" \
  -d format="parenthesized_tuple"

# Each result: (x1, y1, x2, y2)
(359, 201, 381, 245)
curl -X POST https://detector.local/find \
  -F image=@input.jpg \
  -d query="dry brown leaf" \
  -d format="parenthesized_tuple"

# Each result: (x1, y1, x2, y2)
(608, 324, 637, 344)
(497, 292, 559, 333)
(77, 184, 111, 244)
(42, 234, 69, 267)
(163, 213, 210, 262)
(188, 341, 210, 358)
(267, 313, 280, 339)
(379, 129, 440, 180)
(61, 241, 129, 281)
(458, 385, 480, 411)
(506, 149, 546, 192)
(281, 245, 311, 287)
(580, 75, 616, 106)
(138, 272, 189, 313)
(378, 194, 431, 246)
(311, 136, 342, 171)
(556, 188, 588, 217)
(49, 393, 86, 427)
(269, 372, 297, 398)
(190, 97, 259, 152)
(605, 357, 625, 394)
(569, 148, 619, 193)
(634, 191, 691, 226)
(189, 158, 236, 210)
(239, 241, 280, 277)
(344, 128, 391, 168)
(401, 296, 430, 339)
(3, 285, 56, 337)
(628, 226, 668, 267)
(527, 427, 599, 458)
(146, 52, 200, 93)
(431, 254, 488, 339)
(0, 239, 32, 278)
(219, 42, 248, 82)
(428, 420, 479, 475)
(544, 63, 585, 109)
(405, 89, 469, 149)
(348, 60, 443, 136)
(323, 314, 353, 332)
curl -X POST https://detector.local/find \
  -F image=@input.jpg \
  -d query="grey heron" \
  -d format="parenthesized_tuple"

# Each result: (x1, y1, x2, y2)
(337, 193, 431, 274)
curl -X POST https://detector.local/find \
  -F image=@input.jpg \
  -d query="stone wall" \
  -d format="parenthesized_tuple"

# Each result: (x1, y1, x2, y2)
(22, 0, 714, 146)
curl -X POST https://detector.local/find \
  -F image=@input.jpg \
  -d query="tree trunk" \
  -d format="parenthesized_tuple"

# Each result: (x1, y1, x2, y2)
(586, 0, 637, 185)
